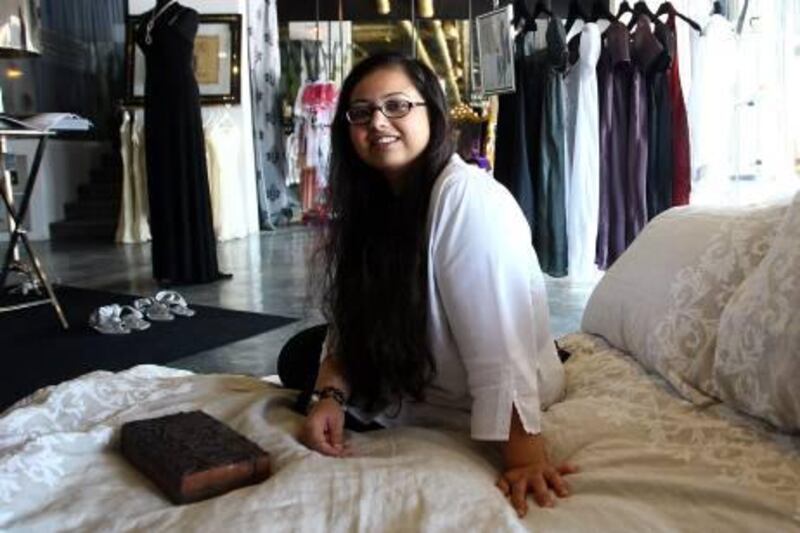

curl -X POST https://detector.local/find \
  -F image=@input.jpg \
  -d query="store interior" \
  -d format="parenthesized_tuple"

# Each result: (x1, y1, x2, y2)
(0, 0, 798, 412)
(2, 1, 800, 530)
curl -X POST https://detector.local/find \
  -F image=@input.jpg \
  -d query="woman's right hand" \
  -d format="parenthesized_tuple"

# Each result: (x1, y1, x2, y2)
(300, 398, 348, 457)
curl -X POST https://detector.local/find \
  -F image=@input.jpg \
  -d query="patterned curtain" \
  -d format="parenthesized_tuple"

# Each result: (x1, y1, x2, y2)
(248, 0, 287, 229)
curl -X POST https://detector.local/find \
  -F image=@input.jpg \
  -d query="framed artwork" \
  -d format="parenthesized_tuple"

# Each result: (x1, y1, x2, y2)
(475, 5, 515, 96)
(124, 13, 242, 106)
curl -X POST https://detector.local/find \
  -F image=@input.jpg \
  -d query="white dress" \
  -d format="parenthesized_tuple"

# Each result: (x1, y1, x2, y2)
(688, 14, 737, 205)
(205, 114, 249, 241)
(331, 155, 566, 441)
(564, 23, 601, 281)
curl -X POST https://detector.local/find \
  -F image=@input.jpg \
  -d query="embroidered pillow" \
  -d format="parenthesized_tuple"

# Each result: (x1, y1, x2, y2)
(712, 192, 800, 431)
(582, 201, 788, 404)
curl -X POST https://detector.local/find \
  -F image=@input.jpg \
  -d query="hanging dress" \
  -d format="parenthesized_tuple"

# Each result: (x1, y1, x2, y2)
(664, 10, 692, 207)
(522, 18, 569, 277)
(596, 20, 638, 270)
(116, 110, 135, 243)
(205, 114, 248, 241)
(493, 31, 535, 231)
(116, 110, 151, 244)
(135, 3, 225, 284)
(564, 22, 601, 281)
(633, 16, 670, 222)
(687, 13, 737, 204)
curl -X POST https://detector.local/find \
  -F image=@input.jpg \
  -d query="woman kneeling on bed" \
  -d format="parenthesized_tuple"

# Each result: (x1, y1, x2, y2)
(277, 52, 576, 518)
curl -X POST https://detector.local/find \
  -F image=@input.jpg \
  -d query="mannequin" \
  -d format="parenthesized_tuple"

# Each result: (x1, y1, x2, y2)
(135, 1, 230, 285)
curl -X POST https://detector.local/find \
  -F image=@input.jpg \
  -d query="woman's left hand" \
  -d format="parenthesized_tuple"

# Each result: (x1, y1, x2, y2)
(497, 409, 578, 517)
(496, 447, 578, 517)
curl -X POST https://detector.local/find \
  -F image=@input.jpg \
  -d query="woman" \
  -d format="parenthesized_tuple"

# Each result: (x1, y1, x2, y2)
(278, 52, 576, 517)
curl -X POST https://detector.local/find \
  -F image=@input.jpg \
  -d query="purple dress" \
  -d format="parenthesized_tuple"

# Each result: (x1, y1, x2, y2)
(595, 18, 654, 270)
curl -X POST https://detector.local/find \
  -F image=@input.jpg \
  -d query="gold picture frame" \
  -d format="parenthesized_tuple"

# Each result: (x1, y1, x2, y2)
(124, 13, 242, 106)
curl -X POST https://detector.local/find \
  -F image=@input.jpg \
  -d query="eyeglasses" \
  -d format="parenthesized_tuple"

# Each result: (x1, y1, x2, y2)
(345, 98, 427, 125)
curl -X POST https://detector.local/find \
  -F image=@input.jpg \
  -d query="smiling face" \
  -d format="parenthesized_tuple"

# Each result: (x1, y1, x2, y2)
(348, 66, 431, 189)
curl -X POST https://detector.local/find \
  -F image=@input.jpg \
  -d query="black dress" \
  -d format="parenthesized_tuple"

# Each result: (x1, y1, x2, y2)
(135, 3, 225, 284)
(633, 17, 673, 221)
(494, 32, 535, 232)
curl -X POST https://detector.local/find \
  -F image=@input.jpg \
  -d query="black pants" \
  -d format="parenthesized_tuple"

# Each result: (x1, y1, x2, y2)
(277, 325, 381, 431)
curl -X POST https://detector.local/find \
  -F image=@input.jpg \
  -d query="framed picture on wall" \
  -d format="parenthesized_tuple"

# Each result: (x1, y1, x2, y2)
(475, 5, 515, 96)
(124, 13, 242, 106)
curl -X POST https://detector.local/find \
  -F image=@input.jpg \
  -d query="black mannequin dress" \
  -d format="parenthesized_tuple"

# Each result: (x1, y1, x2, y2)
(135, 1, 227, 284)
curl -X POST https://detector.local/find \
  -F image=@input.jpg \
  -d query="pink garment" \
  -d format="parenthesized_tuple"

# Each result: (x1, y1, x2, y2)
(292, 81, 337, 220)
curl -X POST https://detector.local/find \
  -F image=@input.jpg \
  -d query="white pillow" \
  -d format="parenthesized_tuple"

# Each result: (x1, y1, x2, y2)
(582, 201, 788, 404)
(712, 192, 800, 431)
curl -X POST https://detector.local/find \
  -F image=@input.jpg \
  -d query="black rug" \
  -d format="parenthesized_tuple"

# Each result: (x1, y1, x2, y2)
(1, 286, 296, 410)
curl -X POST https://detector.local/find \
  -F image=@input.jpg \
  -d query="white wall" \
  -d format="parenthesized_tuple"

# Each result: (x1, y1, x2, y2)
(129, 0, 259, 237)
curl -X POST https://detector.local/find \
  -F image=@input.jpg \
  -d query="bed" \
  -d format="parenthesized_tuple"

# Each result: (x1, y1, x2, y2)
(2, 197, 799, 532)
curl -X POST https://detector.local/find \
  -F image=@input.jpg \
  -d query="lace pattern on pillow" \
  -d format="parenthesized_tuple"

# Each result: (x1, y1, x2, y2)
(644, 205, 786, 405)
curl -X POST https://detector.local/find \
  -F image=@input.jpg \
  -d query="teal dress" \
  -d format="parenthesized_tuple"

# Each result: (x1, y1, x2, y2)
(522, 18, 569, 277)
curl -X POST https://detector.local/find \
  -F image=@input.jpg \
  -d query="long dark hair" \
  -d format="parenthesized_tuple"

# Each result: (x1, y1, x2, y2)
(320, 52, 454, 410)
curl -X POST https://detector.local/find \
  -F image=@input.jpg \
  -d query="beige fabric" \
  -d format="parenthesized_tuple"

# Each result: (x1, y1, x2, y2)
(2, 337, 799, 532)
(582, 202, 788, 404)
(115, 110, 151, 244)
(116, 110, 246, 244)
(713, 192, 800, 432)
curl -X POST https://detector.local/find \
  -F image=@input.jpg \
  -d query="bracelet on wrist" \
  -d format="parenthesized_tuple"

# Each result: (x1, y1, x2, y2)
(307, 386, 348, 413)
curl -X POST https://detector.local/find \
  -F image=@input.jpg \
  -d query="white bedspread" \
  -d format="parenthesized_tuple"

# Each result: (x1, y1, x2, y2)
(2, 334, 799, 532)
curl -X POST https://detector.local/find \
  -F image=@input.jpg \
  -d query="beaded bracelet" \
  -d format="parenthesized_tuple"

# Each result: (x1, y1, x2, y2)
(307, 386, 347, 413)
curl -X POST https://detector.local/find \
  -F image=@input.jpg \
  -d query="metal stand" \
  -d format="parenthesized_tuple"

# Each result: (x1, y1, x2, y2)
(0, 129, 69, 329)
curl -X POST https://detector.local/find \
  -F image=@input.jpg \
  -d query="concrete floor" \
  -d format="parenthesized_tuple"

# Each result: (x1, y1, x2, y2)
(2, 228, 597, 378)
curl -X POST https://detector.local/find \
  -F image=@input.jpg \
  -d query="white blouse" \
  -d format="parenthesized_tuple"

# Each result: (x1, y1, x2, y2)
(335, 155, 565, 441)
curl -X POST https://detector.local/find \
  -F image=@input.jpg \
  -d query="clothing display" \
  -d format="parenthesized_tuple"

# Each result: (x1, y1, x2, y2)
(290, 81, 338, 216)
(324, 155, 565, 439)
(493, 7, 706, 274)
(564, 23, 601, 281)
(116, 109, 151, 244)
(135, 1, 225, 284)
(115, 109, 249, 245)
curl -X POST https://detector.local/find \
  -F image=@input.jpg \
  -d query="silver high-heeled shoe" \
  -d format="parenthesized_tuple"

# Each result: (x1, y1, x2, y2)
(133, 297, 174, 322)
(154, 290, 196, 317)
(89, 304, 131, 335)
